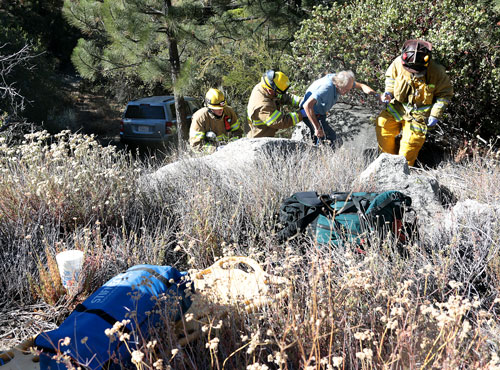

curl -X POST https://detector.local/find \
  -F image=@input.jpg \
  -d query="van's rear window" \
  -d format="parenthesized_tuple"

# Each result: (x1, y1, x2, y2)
(125, 105, 165, 119)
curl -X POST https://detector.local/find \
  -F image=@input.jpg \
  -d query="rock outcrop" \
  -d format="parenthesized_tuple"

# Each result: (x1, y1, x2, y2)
(354, 153, 452, 222)
(444, 199, 500, 232)
(291, 102, 379, 149)
(147, 138, 314, 188)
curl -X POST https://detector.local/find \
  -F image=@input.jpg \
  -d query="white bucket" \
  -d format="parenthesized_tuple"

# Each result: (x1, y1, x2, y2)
(56, 250, 84, 290)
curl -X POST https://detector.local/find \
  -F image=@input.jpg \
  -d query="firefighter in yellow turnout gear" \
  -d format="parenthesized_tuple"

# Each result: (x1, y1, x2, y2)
(377, 39, 453, 166)
(247, 70, 304, 138)
(189, 88, 243, 152)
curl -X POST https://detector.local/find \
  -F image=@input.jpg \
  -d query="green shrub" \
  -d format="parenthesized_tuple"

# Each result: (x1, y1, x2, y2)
(289, 0, 500, 141)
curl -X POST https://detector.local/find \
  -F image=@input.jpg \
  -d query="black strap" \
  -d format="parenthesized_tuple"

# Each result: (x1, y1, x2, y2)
(73, 268, 173, 332)
(328, 193, 378, 216)
(278, 206, 324, 241)
(319, 194, 334, 213)
(322, 195, 373, 233)
(366, 192, 401, 215)
(331, 196, 366, 216)
(126, 266, 172, 289)
(74, 304, 131, 333)
(296, 207, 323, 232)
(296, 194, 345, 234)
(351, 196, 368, 214)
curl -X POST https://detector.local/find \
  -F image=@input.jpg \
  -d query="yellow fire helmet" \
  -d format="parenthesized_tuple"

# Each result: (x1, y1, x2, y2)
(205, 88, 226, 109)
(261, 70, 290, 94)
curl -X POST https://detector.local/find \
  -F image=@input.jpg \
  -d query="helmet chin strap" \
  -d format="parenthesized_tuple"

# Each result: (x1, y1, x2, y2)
(264, 87, 277, 97)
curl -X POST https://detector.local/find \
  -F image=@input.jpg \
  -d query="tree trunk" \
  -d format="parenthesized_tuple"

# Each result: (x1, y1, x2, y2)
(165, 1, 188, 150)
(168, 35, 188, 150)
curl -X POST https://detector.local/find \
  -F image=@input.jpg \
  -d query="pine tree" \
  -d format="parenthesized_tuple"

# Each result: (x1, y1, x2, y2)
(63, 0, 325, 145)
(63, 0, 207, 146)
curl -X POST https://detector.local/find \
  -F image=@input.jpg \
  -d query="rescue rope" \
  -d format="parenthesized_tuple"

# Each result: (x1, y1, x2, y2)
(176, 256, 291, 345)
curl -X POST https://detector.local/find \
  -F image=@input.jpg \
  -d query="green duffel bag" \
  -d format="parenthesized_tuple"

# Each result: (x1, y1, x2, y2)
(315, 191, 413, 250)
(277, 190, 414, 252)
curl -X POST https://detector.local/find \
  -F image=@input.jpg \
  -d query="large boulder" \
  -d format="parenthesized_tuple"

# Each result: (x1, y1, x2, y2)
(354, 153, 452, 222)
(146, 138, 313, 188)
(444, 199, 500, 232)
(333, 103, 379, 152)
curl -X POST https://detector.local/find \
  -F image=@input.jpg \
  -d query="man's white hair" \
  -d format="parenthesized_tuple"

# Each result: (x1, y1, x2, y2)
(332, 70, 355, 89)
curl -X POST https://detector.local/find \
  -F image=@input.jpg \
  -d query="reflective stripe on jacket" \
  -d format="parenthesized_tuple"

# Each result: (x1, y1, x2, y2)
(189, 106, 242, 151)
(247, 84, 303, 138)
(384, 57, 453, 123)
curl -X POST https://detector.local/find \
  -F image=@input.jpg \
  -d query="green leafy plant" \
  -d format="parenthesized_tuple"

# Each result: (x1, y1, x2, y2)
(289, 0, 500, 142)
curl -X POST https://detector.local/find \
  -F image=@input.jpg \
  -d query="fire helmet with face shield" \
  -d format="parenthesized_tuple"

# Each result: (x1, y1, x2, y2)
(401, 39, 432, 76)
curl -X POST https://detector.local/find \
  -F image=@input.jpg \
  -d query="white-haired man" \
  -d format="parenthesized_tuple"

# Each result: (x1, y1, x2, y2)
(300, 70, 376, 146)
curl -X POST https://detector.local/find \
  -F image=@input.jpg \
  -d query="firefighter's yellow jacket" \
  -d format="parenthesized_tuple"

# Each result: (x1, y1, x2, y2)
(189, 106, 242, 151)
(385, 56, 453, 123)
(247, 84, 303, 138)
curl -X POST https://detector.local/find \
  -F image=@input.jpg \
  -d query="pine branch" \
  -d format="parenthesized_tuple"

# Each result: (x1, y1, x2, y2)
(75, 46, 143, 76)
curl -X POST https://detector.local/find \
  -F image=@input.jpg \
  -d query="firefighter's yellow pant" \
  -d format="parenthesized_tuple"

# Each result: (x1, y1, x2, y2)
(375, 110, 427, 167)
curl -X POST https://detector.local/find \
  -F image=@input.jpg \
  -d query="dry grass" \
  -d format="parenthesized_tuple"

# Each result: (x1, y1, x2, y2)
(0, 130, 499, 369)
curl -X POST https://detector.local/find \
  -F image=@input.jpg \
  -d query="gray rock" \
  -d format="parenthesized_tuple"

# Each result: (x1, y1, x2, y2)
(330, 103, 378, 152)
(291, 103, 379, 154)
(355, 153, 445, 222)
(444, 199, 500, 232)
(146, 138, 313, 188)
(291, 122, 311, 143)
(357, 153, 410, 182)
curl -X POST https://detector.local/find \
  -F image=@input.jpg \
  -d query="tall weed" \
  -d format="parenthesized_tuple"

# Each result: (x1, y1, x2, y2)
(1, 132, 499, 367)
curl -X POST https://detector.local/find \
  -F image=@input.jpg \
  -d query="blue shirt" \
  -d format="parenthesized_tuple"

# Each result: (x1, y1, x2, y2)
(301, 73, 338, 116)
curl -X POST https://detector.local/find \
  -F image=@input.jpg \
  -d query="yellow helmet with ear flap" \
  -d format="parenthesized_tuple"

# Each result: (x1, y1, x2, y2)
(205, 88, 226, 109)
(261, 70, 290, 94)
